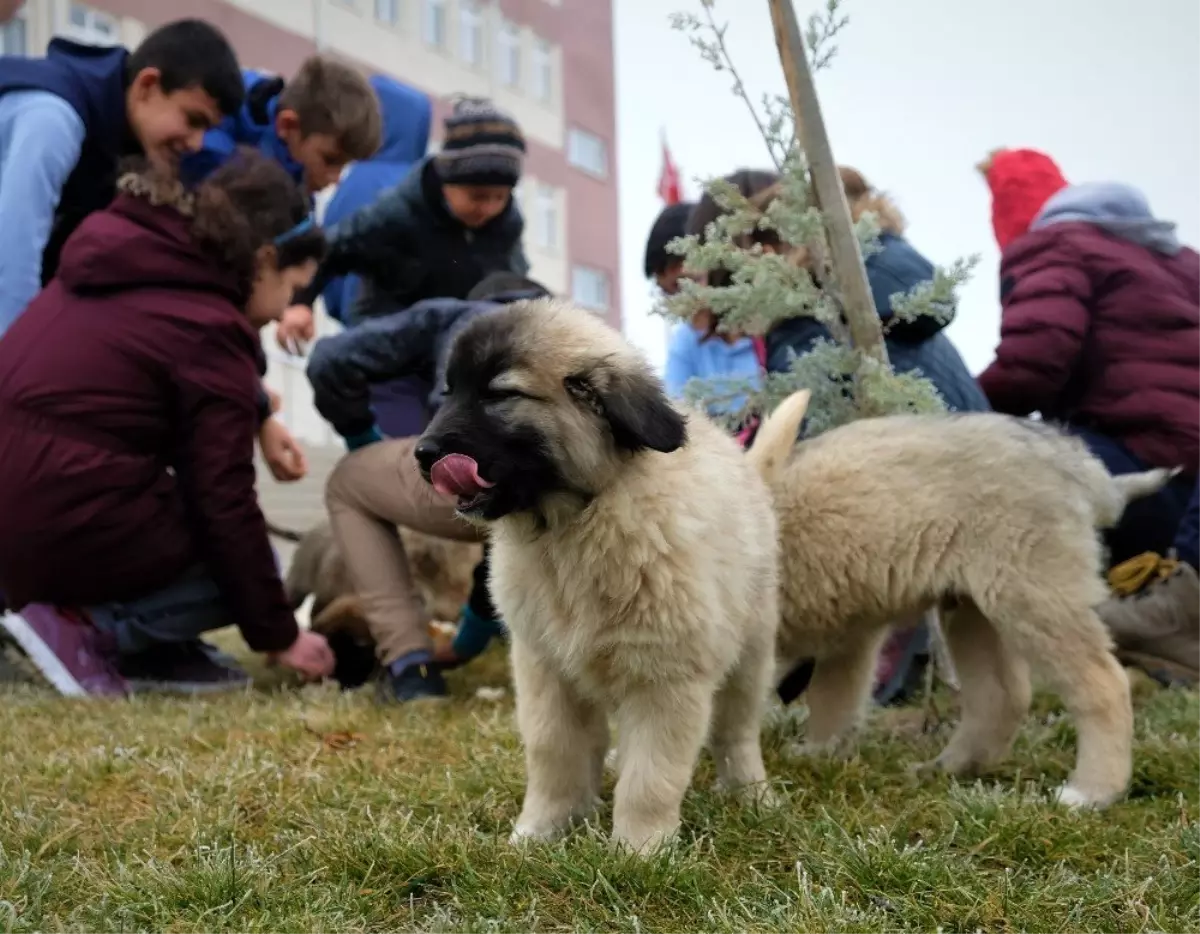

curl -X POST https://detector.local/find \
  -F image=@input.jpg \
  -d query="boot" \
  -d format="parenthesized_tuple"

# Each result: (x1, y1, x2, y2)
(1098, 559, 1199, 686)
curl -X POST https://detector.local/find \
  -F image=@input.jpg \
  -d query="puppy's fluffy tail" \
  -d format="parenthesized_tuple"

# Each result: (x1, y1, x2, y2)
(1096, 466, 1182, 528)
(746, 390, 810, 486)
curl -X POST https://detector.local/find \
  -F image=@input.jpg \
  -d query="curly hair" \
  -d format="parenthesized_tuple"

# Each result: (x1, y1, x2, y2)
(190, 151, 327, 297)
(119, 150, 327, 300)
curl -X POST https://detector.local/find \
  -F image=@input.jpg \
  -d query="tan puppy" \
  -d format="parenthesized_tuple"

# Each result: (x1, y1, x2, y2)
(771, 413, 1175, 809)
(413, 298, 810, 852)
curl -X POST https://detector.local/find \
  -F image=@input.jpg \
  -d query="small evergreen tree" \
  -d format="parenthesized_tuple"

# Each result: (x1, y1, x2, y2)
(661, 0, 977, 438)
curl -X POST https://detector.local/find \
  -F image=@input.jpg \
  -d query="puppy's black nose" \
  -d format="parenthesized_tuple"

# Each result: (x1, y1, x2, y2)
(413, 438, 442, 474)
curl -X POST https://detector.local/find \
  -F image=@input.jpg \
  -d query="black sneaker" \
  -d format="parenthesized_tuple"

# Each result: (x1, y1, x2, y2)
(117, 640, 251, 695)
(378, 660, 449, 704)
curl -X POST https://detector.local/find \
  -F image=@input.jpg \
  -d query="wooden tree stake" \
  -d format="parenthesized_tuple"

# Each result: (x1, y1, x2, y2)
(765, 0, 888, 365)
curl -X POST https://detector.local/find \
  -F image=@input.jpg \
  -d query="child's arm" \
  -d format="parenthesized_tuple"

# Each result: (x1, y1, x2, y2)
(292, 184, 414, 309)
(508, 239, 531, 276)
(306, 298, 469, 444)
(172, 328, 300, 655)
(0, 95, 84, 331)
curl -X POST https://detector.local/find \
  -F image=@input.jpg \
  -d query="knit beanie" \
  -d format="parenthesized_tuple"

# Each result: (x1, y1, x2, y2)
(643, 202, 696, 278)
(435, 97, 526, 188)
(983, 149, 1069, 250)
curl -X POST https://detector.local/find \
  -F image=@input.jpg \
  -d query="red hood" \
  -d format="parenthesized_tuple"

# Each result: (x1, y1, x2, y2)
(57, 194, 242, 300)
(985, 149, 1069, 251)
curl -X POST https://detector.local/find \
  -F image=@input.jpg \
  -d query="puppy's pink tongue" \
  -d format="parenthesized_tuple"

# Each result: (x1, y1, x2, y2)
(430, 454, 494, 499)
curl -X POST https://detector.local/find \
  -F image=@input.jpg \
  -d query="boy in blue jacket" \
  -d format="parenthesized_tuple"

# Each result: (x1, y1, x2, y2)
(183, 56, 382, 198)
(0, 19, 244, 336)
(306, 273, 549, 702)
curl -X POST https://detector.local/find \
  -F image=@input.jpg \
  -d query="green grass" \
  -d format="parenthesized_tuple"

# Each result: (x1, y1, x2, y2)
(1, 642, 1196, 933)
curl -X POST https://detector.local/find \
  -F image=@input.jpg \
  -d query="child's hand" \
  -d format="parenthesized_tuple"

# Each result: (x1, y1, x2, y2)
(259, 417, 308, 483)
(277, 305, 315, 355)
(270, 630, 336, 681)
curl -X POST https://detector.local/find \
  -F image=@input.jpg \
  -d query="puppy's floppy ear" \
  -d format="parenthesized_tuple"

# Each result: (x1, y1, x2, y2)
(566, 362, 687, 453)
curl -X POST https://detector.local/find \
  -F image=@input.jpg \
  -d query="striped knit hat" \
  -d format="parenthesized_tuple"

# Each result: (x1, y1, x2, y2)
(435, 97, 526, 188)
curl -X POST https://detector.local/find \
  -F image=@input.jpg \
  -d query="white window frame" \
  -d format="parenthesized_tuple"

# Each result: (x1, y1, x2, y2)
(572, 266, 610, 312)
(531, 37, 554, 104)
(61, 2, 120, 45)
(422, 0, 447, 49)
(458, 0, 483, 67)
(0, 4, 27, 55)
(534, 183, 558, 252)
(567, 128, 608, 179)
(374, 0, 400, 27)
(495, 18, 520, 89)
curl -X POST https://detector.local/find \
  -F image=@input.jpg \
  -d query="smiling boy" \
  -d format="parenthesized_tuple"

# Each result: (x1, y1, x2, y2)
(184, 56, 382, 198)
(0, 19, 244, 336)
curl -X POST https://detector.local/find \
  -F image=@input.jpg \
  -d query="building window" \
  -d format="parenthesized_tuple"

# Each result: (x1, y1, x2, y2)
(531, 37, 553, 103)
(572, 266, 610, 312)
(375, 0, 399, 27)
(459, 0, 482, 67)
(0, 8, 27, 55)
(535, 184, 558, 252)
(422, 0, 446, 49)
(495, 18, 520, 88)
(567, 128, 608, 179)
(62, 2, 120, 45)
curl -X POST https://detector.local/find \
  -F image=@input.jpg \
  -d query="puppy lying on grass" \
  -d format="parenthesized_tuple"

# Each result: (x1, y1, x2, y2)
(414, 298, 811, 852)
(771, 412, 1175, 809)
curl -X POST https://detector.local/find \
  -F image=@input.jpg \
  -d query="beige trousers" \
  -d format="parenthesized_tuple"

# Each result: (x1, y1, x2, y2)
(324, 438, 483, 665)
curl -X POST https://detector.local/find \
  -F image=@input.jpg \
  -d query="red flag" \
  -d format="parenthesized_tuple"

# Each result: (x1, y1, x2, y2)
(657, 136, 682, 205)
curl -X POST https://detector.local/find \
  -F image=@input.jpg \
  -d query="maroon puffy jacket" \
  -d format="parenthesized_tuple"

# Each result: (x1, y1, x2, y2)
(0, 194, 298, 652)
(979, 222, 1199, 475)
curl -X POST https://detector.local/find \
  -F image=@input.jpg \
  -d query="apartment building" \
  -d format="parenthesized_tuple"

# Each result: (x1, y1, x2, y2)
(4, 0, 619, 443)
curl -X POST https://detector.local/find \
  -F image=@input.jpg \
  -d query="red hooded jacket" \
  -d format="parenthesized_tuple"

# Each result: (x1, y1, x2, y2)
(979, 173, 1200, 476)
(0, 193, 298, 652)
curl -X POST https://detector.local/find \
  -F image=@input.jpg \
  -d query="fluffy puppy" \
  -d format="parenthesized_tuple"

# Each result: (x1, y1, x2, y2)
(772, 413, 1175, 809)
(414, 298, 810, 852)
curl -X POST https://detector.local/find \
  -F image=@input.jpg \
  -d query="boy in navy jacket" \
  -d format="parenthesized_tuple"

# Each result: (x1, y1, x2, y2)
(183, 56, 382, 198)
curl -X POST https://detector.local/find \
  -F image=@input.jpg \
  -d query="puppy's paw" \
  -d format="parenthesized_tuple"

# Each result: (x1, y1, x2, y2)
(508, 821, 565, 846)
(610, 824, 677, 856)
(603, 747, 619, 775)
(782, 738, 850, 763)
(1054, 783, 1122, 811)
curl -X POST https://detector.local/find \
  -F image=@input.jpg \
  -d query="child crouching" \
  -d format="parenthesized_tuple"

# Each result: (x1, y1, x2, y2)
(0, 150, 334, 696)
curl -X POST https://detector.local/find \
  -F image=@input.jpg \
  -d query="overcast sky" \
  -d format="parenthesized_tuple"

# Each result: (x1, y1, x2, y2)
(612, 0, 1200, 375)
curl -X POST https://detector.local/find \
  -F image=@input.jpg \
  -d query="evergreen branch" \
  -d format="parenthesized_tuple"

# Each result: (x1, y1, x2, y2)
(805, 0, 850, 72)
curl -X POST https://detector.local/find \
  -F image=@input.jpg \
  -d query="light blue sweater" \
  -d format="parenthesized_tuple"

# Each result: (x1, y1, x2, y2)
(0, 90, 85, 336)
(663, 322, 762, 416)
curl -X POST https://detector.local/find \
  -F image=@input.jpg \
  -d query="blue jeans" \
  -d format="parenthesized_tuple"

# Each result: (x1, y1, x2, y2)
(86, 566, 227, 656)
(1072, 428, 1195, 567)
(1174, 483, 1199, 570)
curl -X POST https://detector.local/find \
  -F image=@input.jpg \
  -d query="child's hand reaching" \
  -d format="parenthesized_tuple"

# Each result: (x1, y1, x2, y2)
(270, 630, 336, 681)
(277, 304, 316, 355)
(259, 417, 308, 483)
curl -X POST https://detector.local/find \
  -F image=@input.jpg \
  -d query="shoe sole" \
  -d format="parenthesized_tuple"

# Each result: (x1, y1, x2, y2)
(0, 611, 87, 697)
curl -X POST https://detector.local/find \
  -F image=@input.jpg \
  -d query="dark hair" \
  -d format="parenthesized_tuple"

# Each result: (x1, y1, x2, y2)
(687, 169, 780, 288)
(643, 202, 695, 278)
(278, 56, 382, 161)
(127, 19, 244, 118)
(191, 150, 326, 297)
(467, 272, 550, 302)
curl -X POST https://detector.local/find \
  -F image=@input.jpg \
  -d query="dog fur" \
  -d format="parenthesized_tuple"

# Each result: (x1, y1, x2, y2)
(415, 298, 810, 852)
(770, 412, 1175, 809)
